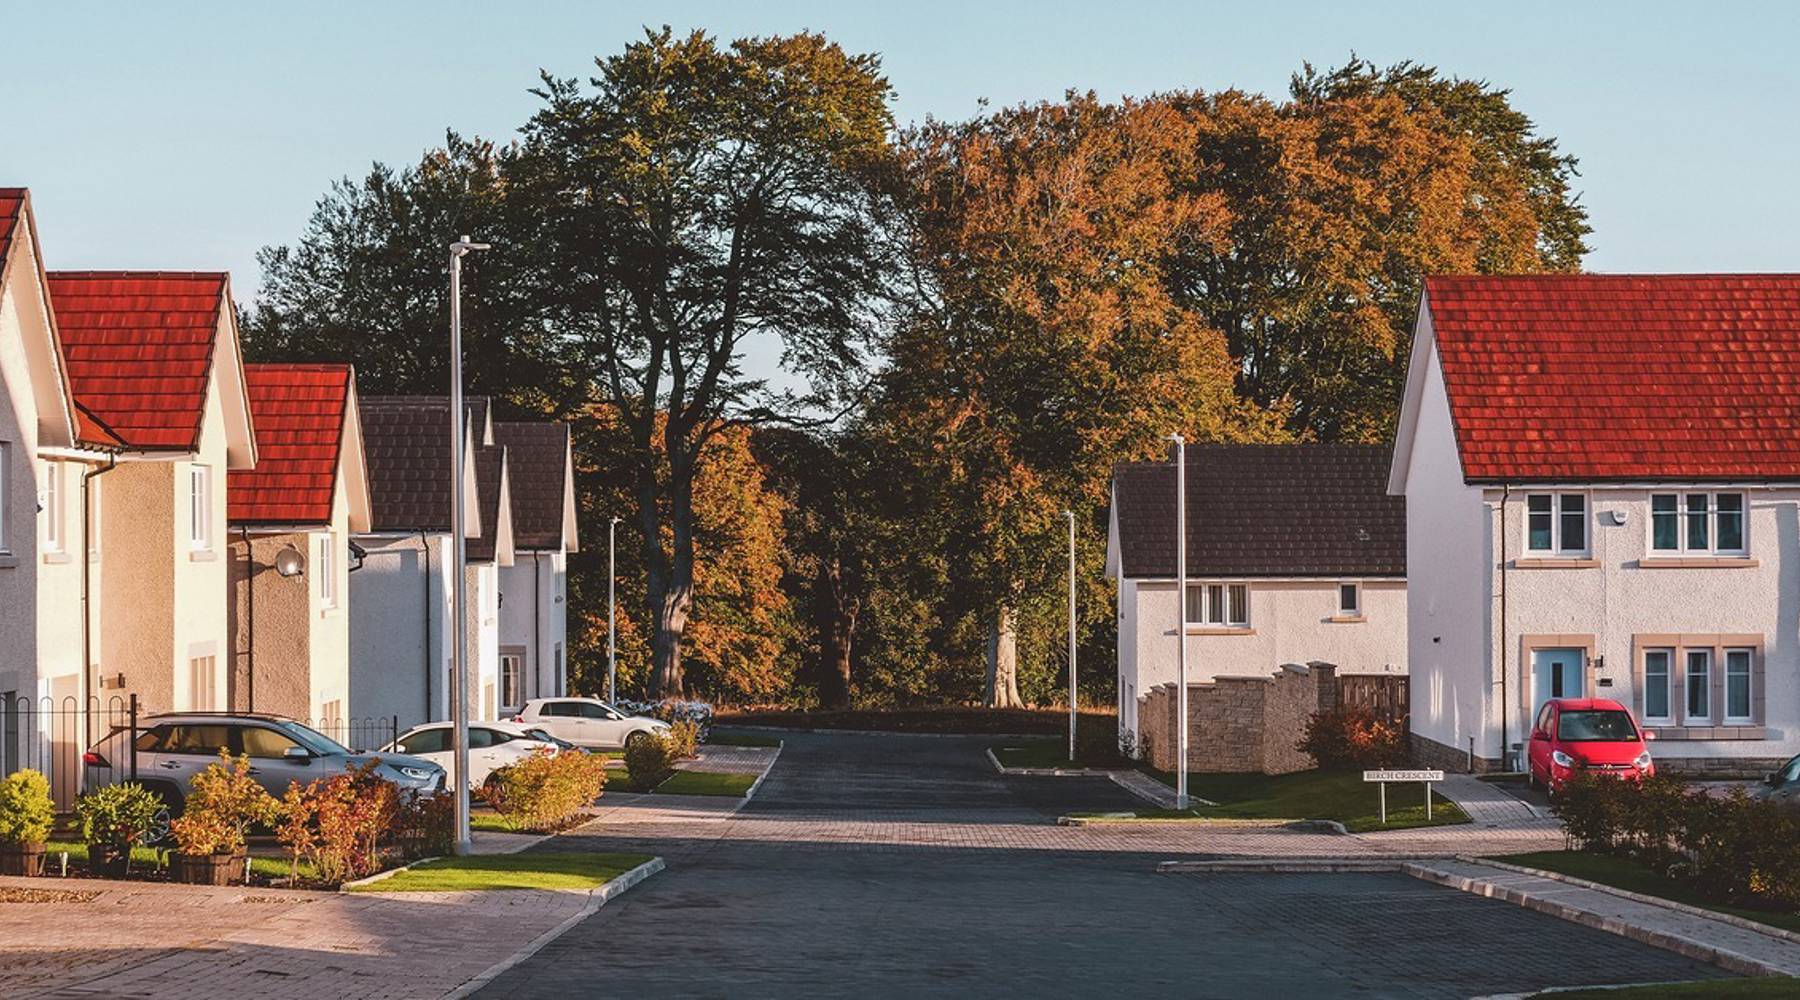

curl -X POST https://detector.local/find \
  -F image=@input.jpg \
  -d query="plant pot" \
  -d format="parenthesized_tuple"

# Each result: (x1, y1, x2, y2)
(88, 843, 131, 878)
(0, 841, 46, 876)
(171, 851, 245, 886)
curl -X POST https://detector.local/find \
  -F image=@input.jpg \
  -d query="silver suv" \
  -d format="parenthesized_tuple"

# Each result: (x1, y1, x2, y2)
(84, 713, 445, 818)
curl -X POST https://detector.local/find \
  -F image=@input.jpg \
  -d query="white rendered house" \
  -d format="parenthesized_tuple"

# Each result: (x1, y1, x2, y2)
(1106, 444, 1408, 746)
(1391, 274, 1800, 775)
(494, 421, 577, 714)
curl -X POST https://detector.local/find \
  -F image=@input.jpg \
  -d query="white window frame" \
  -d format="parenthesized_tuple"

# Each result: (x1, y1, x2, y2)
(1185, 581, 1249, 628)
(1724, 647, 1754, 724)
(188, 464, 212, 551)
(0, 441, 9, 554)
(1525, 492, 1588, 555)
(500, 652, 523, 708)
(1649, 491, 1746, 556)
(1336, 581, 1362, 617)
(42, 461, 63, 553)
(188, 654, 219, 712)
(1684, 648, 1713, 724)
(1642, 648, 1674, 724)
(318, 533, 337, 609)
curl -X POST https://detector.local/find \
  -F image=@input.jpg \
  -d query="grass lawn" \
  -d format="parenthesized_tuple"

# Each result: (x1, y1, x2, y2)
(349, 852, 653, 892)
(45, 841, 317, 882)
(703, 730, 783, 748)
(656, 770, 757, 797)
(1541, 980, 1794, 998)
(1139, 769, 1469, 832)
(1498, 851, 1800, 936)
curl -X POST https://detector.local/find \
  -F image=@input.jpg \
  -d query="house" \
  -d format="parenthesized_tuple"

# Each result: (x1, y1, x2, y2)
(47, 270, 257, 718)
(0, 189, 120, 799)
(1390, 274, 1800, 776)
(1107, 444, 1407, 748)
(494, 421, 578, 714)
(226, 364, 372, 740)
(349, 396, 511, 731)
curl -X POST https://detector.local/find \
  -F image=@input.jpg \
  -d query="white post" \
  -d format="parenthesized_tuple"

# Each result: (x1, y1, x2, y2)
(1170, 433, 1189, 810)
(1065, 509, 1077, 764)
(448, 234, 489, 856)
(608, 515, 620, 705)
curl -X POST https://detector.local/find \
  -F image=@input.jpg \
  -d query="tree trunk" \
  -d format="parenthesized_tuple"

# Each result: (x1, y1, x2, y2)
(648, 436, 698, 700)
(815, 558, 855, 710)
(984, 605, 1023, 708)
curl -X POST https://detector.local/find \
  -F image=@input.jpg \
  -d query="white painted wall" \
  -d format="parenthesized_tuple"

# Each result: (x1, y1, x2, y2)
(1119, 575, 1408, 742)
(498, 549, 568, 712)
(0, 245, 44, 705)
(348, 533, 453, 731)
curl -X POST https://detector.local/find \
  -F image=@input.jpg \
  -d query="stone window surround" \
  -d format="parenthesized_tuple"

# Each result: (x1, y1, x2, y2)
(1630, 633, 1765, 740)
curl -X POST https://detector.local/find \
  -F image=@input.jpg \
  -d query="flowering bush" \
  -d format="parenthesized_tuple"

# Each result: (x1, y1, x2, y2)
(1296, 707, 1406, 770)
(479, 749, 606, 832)
(176, 751, 281, 854)
(623, 732, 678, 792)
(0, 769, 54, 846)
(276, 761, 396, 885)
(615, 699, 714, 742)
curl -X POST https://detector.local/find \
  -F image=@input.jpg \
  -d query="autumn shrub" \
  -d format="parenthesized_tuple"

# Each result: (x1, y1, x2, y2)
(172, 751, 281, 855)
(666, 719, 700, 760)
(624, 733, 677, 792)
(1296, 707, 1406, 770)
(276, 761, 397, 885)
(479, 749, 607, 832)
(390, 790, 455, 859)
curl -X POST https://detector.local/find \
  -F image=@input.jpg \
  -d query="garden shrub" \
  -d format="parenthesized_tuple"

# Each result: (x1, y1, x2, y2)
(1297, 707, 1406, 770)
(0, 769, 54, 846)
(1074, 712, 1126, 766)
(390, 790, 455, 859)
(276, 760, 396, 885)
(75, 782, 163, 850)
(479, 749, 607, 832)
(617, 699, 714, 742)
(666, 719, 700, 760)
(173, 751, 281, 854)
(624, 733, 677, 792)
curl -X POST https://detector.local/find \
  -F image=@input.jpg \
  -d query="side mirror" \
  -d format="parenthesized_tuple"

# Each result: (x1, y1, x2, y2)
(1642, 730, 1656, 742)
(283, 746, 312, 762)
(1768, 772, 1781, 787)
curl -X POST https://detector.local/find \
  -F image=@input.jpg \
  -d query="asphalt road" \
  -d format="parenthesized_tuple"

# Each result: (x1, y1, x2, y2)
(477, 731, 1725, 999)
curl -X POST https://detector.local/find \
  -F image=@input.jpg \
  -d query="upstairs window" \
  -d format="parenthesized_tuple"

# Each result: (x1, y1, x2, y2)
(1337, 582, 1361, 617)
(188, 465, 212, 551)
(1185, 582, 1249, 628)
(318, 534, 337, 608)
(1526, 493, 1587, 555)
(42, 461, 63, 552)
(1651, 492, 1745, 555)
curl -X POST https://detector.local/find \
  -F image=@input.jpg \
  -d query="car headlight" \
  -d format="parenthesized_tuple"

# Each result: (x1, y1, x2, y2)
(1551, 750, 1575, 768)
(1634, 750, 1653, 770)
(398, 765, 434, 781)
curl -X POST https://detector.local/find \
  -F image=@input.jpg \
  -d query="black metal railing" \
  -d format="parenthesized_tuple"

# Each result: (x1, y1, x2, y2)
(0, 694, 140, 810)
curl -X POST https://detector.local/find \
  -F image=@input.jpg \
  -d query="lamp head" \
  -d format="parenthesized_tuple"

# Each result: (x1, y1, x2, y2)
(274, 545, 306, 579)
(450, 234, 492, 256)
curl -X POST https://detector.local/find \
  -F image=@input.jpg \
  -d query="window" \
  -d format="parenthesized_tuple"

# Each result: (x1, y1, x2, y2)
(1643, 649, 1673, 722)
(318, 534, 337, 608)
(42, 461, 62, 552)
(500, 652, 522, 708)
(481, 681, 496, 719)
(399, 728, 448, 754)
(1556, 709, 1639, 742)
(1337, 582, 1361, 617)
(1184, 582, 1249, 628)
(1650, 492, 1746, 555)
(554, 644, 564, 697)
(1526, 493, 1587, 554)
(239, 726, 302, 759)
(1725, 648, 1753, 723)
(1685, 649, 1712, 722)
(164, 724, 229, 755)
(188, 655, 219, 711)
(188, 465, 211, 550)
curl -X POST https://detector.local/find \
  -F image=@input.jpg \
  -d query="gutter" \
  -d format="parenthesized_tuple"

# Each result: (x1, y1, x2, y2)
(79, 454, 120, 747)
(421, 529, 433, 722)
(1498, 483, 1510, 771)
(238, 526, 256, 713)
(533, 551, 543, 703)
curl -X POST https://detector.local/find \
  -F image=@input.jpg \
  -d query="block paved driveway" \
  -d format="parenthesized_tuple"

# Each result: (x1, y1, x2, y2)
(478, 732, 1723, 999)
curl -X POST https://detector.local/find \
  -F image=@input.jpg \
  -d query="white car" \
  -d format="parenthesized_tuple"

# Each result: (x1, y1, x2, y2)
(384, 720, 559, 790)
(512, 698, 670, 750)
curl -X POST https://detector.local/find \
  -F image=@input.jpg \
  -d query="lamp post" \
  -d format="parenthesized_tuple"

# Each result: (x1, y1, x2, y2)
(1064, 509, 1077, 763)
(448, 234, 489, 856)
(1169, 433, 1189, 810)
(608, 515, 621, 705)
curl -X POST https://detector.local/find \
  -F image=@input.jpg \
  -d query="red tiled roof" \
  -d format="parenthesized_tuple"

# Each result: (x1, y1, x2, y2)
(1425, 274, 1800, 482)
(0, 189, 24, 276)
(228, 364, 353, 524)
(47, 271, 228, 451)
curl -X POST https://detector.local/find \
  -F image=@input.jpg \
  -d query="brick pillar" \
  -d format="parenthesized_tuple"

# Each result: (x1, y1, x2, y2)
(1310, 661, 1339, 714)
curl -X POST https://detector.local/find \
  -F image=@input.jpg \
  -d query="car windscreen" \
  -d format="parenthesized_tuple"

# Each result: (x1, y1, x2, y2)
(278, 720, 353, 756)
(1556, 710, 1639, 742)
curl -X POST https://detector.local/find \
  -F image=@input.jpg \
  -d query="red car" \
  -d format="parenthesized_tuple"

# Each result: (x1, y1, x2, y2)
(1526, 697, 1655, 793)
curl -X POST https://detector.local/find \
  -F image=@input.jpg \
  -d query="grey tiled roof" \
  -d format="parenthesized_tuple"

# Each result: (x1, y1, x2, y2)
(493, 422, 571, 551)
(1112, 444, 1405, 579)
(466, 444, 506, 563)
(358, 396, 492, 533)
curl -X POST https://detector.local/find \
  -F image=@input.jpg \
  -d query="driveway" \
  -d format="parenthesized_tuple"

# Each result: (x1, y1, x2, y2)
(477, 731, 1724, 999)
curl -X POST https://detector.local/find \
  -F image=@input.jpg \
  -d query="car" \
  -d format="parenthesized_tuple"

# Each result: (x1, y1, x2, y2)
(1525, 697, 1655, 793)
(1756, 752, 1800, 808)
(83, 713, 446, 829)
(383, 720, 561, 790)
(511, 697, 670, 750)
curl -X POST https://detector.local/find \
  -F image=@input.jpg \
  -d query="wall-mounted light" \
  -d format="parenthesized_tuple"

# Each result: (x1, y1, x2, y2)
(274, 545, 306, 579)
(1607, 510, 1629, 526)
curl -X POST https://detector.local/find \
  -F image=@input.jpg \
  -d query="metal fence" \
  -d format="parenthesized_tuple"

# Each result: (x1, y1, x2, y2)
(304, 715, 400, 754)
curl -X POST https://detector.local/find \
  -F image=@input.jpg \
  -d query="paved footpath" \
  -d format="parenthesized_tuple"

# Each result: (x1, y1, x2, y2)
(476, 732, 1724, 999)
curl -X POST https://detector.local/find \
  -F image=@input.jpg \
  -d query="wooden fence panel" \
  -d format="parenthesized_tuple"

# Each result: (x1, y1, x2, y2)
(1336, 674, 1409, 726)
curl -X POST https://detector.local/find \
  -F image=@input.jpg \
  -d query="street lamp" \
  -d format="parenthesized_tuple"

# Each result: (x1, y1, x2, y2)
(1169, 433, 1189, 810)
(448, 234, 490, 856)
(1064, 509, 1077, 763)
(608, 515, 621, 705)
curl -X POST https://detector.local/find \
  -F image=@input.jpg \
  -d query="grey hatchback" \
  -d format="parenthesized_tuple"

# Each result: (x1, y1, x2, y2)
(83, 713, 445, 818)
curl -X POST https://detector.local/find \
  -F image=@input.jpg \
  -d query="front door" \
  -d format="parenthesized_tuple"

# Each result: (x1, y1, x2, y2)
(1532, 647, 1586, 719)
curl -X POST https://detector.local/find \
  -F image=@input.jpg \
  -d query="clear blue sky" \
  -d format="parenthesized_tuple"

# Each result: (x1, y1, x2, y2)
(6, 1, 1798, 299)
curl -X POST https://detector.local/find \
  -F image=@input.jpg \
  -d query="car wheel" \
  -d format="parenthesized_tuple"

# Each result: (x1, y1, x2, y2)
(140, 782, 183, 846)
(625, 731, 651, 751)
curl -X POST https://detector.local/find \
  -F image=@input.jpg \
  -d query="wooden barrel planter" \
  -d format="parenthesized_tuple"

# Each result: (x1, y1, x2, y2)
(88, 843, 131, 878)
(171, 851, 244, 886)
(0, 841, 46, 876)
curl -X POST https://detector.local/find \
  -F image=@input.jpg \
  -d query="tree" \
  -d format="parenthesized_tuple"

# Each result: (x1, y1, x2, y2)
(510, 28, 902, 697)
(885, 94, 1282, 707)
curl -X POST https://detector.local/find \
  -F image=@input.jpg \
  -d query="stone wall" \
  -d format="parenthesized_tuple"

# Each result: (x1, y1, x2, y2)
(1140, 662, 1346, 775)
